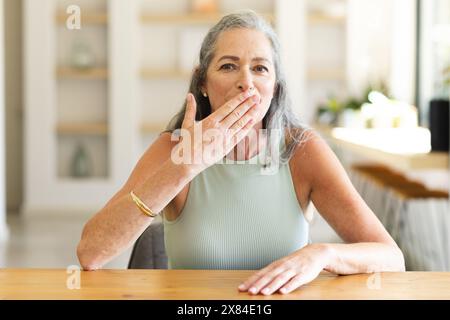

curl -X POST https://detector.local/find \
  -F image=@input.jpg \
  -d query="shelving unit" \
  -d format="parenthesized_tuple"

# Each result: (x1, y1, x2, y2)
(24, 0, 118, 215)
(55, 0, 109, 181)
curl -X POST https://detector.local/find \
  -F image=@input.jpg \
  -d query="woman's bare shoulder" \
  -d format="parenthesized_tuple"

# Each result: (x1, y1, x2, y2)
(287, 127, 332, 181)
(285, 127, 322, 156)
(289, 127, 349, 192)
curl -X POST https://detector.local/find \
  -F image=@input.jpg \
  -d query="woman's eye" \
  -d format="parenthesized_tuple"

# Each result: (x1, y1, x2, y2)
(254, 65, 269, 73)
(220, 63, 236, 71)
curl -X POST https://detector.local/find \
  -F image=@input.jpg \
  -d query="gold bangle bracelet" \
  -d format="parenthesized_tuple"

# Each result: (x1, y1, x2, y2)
(130, 191, 158, 218)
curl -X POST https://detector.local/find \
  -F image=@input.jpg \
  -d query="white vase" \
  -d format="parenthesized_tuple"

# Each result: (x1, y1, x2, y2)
(71, 144, 92, 178)
(70, 40, 95, 69)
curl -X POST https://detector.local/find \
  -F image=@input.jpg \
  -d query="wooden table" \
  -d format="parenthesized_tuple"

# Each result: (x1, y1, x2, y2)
(1, 269, 449, 300)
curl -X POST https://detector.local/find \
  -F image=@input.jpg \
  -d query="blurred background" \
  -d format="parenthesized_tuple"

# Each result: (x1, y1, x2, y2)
(0, 0, 448, 270)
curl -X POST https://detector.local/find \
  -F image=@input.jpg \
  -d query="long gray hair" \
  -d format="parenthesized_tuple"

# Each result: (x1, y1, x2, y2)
(164, 10, 310, 166)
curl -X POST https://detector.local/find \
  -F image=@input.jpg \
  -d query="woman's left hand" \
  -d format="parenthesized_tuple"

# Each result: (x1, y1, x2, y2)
(238, 244, 332, 295)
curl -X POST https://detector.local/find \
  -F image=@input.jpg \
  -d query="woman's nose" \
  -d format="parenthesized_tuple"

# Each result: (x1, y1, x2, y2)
(236, 69, 254, 92)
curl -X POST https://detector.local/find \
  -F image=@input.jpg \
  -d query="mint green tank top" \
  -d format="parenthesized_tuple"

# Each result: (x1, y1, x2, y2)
(163, 135, 310, 270)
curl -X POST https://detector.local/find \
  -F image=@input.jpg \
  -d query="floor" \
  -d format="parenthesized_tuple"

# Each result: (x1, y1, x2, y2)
(0, 211, 341, 269)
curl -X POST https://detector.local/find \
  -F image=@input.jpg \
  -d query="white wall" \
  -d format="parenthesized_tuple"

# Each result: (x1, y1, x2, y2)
(389, 0, 417, 104)
(347, 0, 417, 103)
(346, 0, 394, 97)
(275, 0, 306, 120)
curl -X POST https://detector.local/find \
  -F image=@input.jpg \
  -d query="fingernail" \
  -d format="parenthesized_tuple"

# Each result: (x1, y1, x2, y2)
(280, 288, 288, 294)
(249, 287, 257, 294)
(238, 284, 245, 290)
(262, 288, 270, 295)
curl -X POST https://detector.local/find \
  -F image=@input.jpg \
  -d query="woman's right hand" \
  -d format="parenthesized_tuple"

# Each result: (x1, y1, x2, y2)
(171, 88, 262, 173)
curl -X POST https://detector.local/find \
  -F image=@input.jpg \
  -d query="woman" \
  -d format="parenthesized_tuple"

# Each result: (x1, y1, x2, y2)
(77, 11, 405, 296)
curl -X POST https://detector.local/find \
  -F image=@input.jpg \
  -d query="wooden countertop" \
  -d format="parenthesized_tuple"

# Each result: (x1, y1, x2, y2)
(313, 124, 449, 171)
(1, 269, 449, 300)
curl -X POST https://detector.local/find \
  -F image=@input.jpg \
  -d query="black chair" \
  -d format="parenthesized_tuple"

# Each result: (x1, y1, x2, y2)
(128, 221, 168, 269)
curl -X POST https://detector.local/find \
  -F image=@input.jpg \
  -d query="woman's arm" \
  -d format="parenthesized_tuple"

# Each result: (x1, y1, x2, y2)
(239, 130, 404, 295)
(77, 133, 195, 271)
(322, 242, 405, 275)
(238, 241, 404, 296)
(78, 90, 261, 270)
(305, 130, 405, 271)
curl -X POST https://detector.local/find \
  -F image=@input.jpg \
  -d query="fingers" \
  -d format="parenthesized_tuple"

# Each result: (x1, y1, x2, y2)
(220, 94, 260, 129)
(209, 88, 256, 123)
(238, 266, 273, 292)
(239, 267, 303, 296)
(239, 266, 317, 295)
(224, 117, 255, 150)
(260, 270, 297, 295)
(243, 267, 286, 295)
(181, 93, 197, 129)
(227, 102, 260, 133)
(278, 274, 306, 294)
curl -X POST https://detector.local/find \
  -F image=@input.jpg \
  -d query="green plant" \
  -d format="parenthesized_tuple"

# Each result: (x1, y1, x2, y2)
(317, 82, 390, 116)
(444, 65, 450, 86)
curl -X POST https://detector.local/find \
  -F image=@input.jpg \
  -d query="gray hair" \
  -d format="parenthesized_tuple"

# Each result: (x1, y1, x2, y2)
(164, 10, 310, 166)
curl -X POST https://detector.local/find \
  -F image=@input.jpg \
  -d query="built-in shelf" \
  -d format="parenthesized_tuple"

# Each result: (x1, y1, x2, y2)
(139, 12, 341, 26)
(308, 68, 346, 81)
(56, 123, 108, 135)
(56, 123, 167, 135)
(140, 12, 275, 25)
(57, 67, 108, 80)
(140, 68, 190, 79)
(140, 123, 167, 134)
(56, 12, 107, 25)
(308, 13, 346, 25)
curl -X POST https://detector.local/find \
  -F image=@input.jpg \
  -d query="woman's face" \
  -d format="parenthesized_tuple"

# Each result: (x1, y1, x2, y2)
(203, 28, 276, 123)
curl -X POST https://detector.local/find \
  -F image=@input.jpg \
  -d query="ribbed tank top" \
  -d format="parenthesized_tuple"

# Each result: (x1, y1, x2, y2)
(163, 134, 310, 270)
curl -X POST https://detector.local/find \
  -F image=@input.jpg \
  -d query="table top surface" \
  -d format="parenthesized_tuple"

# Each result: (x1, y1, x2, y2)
(1, 269, 450, 300)
(313, 124, 449, 171)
